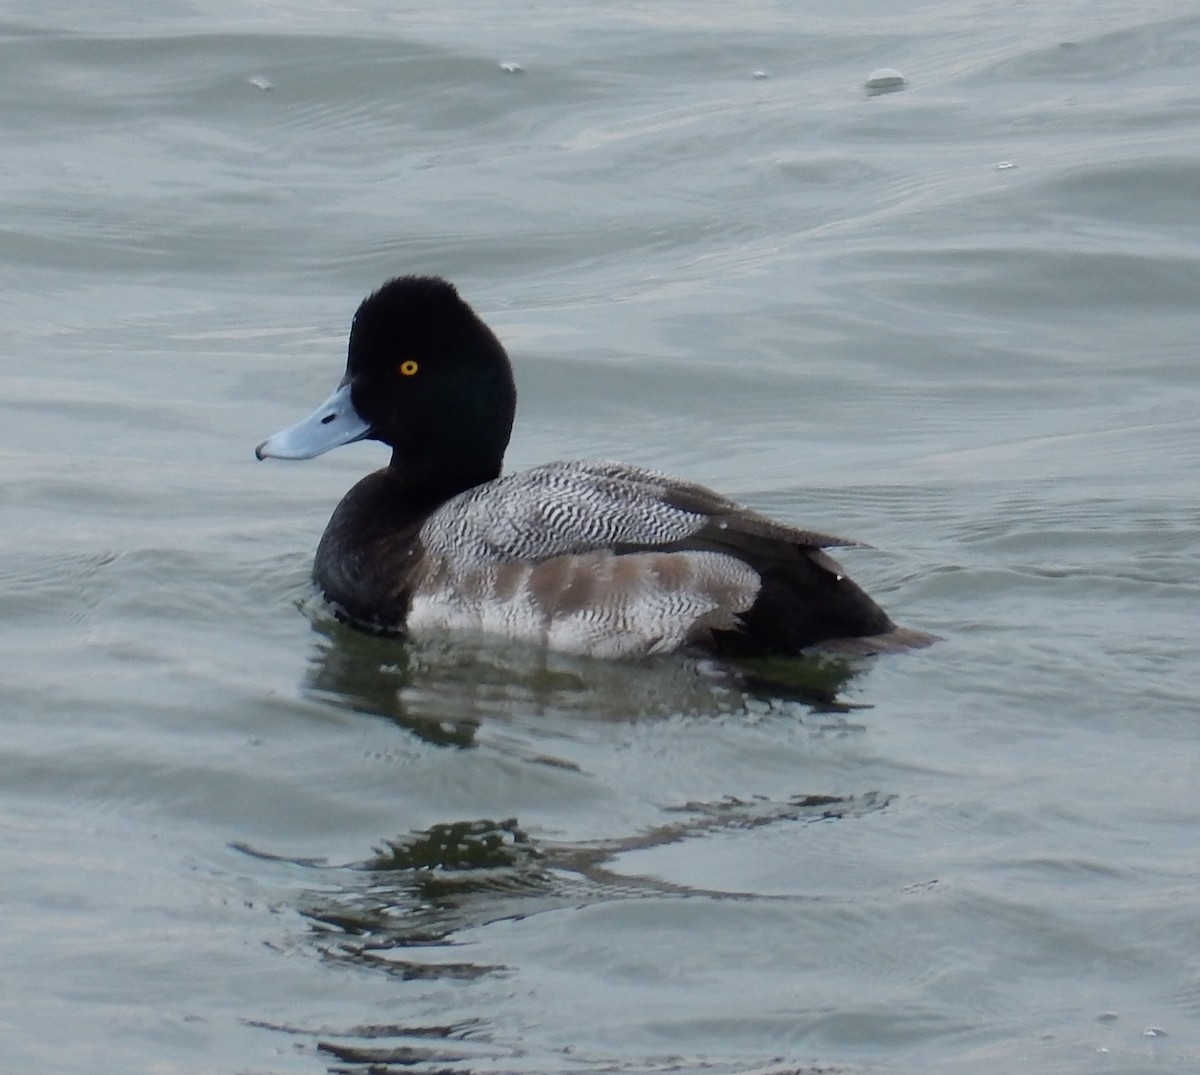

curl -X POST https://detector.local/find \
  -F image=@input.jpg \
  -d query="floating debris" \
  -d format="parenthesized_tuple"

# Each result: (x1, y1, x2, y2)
(247, 75, 274, 91)
(499, 61, 525, 74)
(865, 67, 907, 95)
(997, 160, 1017, 170)
(751, 70, 770, 80)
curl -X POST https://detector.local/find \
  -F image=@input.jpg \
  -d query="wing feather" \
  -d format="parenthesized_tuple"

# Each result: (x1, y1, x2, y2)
(420, 460, 859, 564)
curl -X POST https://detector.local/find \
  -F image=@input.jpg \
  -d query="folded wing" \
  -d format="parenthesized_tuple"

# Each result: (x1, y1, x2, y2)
(412, 460, 894, 657)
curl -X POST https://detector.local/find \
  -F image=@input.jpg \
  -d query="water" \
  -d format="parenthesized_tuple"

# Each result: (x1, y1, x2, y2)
(3, 2, 1199, 1072)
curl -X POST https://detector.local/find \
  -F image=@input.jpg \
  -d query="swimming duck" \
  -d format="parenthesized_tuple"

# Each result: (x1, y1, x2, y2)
(256, 276, 933, 658)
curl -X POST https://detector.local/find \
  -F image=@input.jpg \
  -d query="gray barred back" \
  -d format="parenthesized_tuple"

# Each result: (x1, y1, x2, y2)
(419, 460, 707, 561)
(419, 459, 854, 564)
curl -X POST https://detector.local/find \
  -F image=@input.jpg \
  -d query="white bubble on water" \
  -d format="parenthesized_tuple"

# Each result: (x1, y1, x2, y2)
(864, 68, 907, 96)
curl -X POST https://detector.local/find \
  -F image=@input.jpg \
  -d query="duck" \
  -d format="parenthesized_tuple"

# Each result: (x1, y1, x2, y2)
(256, 275, 935, 659)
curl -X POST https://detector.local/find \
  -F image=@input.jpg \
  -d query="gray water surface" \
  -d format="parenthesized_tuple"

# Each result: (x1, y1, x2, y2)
(3, 2, 1199, 1073)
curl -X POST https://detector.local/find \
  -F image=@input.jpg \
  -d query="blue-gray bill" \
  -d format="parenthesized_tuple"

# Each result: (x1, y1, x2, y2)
(255, 380, 371, 460)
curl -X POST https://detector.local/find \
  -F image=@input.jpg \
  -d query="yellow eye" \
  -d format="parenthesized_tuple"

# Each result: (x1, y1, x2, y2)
(398, 360, 419, 377)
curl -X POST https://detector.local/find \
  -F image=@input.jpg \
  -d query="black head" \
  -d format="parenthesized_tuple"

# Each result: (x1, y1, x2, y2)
(257, 276, 517, 500)
(346, 277, 516, 487)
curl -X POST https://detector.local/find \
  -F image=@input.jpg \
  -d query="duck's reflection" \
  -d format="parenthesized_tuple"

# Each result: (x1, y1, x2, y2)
(244, 796, 894, 959)
(303, 615, 479, 747)
(302, 609, 870, 749)
(243, 792, 895, 1069)
(257, 615, 890, 1071)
